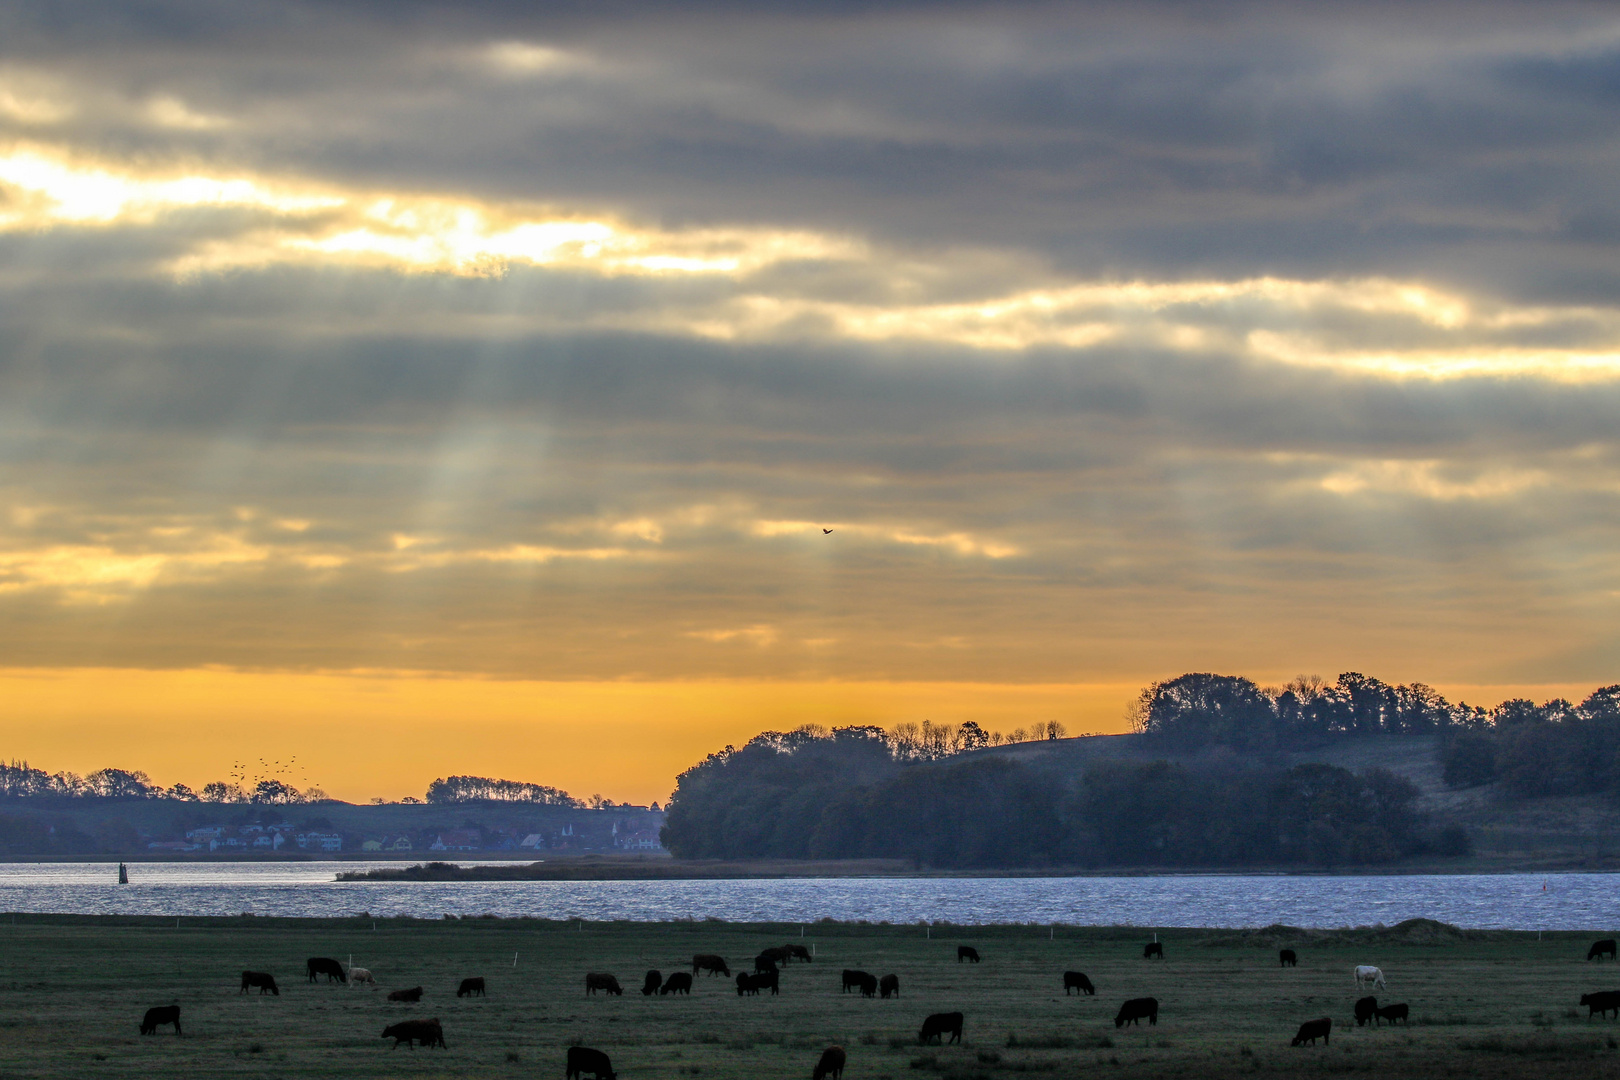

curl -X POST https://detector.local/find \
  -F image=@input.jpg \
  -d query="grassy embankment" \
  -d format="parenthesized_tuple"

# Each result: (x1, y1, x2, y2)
(0, 916, 1616, 1079)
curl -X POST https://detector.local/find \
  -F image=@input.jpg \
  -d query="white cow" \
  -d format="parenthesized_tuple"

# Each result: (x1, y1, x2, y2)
(348, 966, 376, 988)
(1353, 965, 1386, 989)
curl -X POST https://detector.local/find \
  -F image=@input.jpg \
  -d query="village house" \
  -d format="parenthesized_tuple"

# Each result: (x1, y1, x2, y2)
(428, 829, 481, 852)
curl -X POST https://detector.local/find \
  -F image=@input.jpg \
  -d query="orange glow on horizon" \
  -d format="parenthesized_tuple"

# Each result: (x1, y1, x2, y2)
(0, 668, 1597, 806)
(0, 668, 1146, 804)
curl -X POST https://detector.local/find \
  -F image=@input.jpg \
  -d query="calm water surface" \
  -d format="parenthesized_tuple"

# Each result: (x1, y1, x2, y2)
(0, 864, 1608, 930)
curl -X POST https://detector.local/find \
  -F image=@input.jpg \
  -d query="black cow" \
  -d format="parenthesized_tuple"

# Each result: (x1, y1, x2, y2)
(693, 954, 730, 977)
(786, 944, 813, 963)
(1114, 997, 1158, 1028)
(381, 1018, 445, 1049)
(1581, 990, 1620, 1019)
(388, 986, 423, 1003)
(1063, 971, 1094, 996)
(1375, 1003, 1408, 1026)
(1589, 939, 1617, 962)
(585, 973, 623, 996)
(813, 1046, 846, 1080)
(841, 969, 873, 994)
(1354, 996, 1378, 1027)
(661, 972, 693, 995)
(1143, 942, 1163, 960)
(139, 1005, 181, 1036)
(457, 977, 486, 998)
(307, 957, 347, 983)
(755, 952, 780, 973)
(758, 946, 791, 969)
(918, 1012, 963, 1045)
(1278, 949, 1297, 968)
(736, 970, 778, 996)
(641, 970, 662, 996)
(879, 974, 900, 999)
(567, 1046, 617, 1080)
(957, 946, 980, 964)
(240, 971, 279, 996)
(1291, 1017, 1331, 1046)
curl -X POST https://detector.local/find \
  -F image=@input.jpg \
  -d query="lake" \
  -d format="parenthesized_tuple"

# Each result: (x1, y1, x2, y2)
(0, 863, 1608, 929)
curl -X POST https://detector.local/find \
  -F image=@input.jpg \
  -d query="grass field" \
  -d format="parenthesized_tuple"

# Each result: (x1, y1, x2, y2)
(0, 915, 1616, 1078)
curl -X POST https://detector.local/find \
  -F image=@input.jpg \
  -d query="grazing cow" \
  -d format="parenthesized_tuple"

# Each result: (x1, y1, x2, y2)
(567, 1046, 617, 1080)
(584, 973, 623, 996)
(1278, 949, 1297, 968)
(660, 972, 693, 996)
(1063, 971, 1095, 996)
(1581, 990, 1620, 1019)
(918, 1012, 963, 1045)
(736, 970, 779, 996)
(307, 957, 347, 983)
(239, 971, 279, 996)
(841, 969, 873, 994)
(641, 970, 663, 996)
(755, 952, 780, 974)
(1291, 1017, 1331, 1046)
(693, 954, 730, 977)
(813, 1045, 846, 1080)
(388, 986, 424, 1003)
(1354, 996, 1378, 1027)
(759, 946, 792, 968)
(1353, 965, 1386, 989)
(957, 946, 980, 963)
(139, 1005, 181, 1036)
(1588, 939, 1617, 962)
(1375, 1003, 1408, 1026)
(879, 974, 900, 999)
(349, 967, 376, 988)
(857, 972, 877, 998)
(1114, 997, 1158, 1028)
(1143, 942, 1164, 960)
(457, 977, 486, 998)
(786, 944, 813, 963)
(381, 1018, 445, 1049)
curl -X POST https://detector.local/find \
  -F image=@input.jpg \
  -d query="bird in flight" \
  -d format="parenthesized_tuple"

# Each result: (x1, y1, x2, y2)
(823, 528, 833, 534)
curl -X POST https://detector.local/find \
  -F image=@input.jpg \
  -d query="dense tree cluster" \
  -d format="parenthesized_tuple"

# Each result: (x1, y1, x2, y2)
(1439, 687, 1620, 797)
(0, 812, 94, 856)
(660, 725, 1433, 868)
(0, 761, 325, 804)
(1131, 672, 1479, 751)
(425, 775, 581, 805)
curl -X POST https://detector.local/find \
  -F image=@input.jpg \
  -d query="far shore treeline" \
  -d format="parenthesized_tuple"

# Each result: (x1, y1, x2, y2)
(2, 670, 1616, 867)
(660, 672, 1620, 869)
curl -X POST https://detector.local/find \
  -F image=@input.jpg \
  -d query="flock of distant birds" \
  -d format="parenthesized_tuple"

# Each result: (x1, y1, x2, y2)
(133, 936, 1620, 1073)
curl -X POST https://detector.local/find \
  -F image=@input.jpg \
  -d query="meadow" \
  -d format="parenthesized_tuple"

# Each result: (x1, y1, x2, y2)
(0, 914, 1614, 1079)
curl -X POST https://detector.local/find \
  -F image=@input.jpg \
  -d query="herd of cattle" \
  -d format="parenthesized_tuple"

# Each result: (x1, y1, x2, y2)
(131, 934, 1620, 1072)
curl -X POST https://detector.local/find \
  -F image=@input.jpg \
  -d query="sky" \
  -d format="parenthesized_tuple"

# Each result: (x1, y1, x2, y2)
(1, 1, 1617, 804)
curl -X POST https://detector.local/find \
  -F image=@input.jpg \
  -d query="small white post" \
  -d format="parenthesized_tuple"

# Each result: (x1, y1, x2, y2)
(513, 952, 519, 968)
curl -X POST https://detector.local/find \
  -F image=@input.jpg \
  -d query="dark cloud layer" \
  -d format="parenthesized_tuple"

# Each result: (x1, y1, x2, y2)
(0, 2, 1617, 692)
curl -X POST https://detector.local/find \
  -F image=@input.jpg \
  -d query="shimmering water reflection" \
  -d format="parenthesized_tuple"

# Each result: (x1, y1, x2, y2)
(0, 864, 1606, 930)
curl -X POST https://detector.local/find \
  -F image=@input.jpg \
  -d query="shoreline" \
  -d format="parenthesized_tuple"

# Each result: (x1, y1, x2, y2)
(334, 856, 1615, 881)
(0, 853, 1612, 877)
(0, 911, 1567, 936)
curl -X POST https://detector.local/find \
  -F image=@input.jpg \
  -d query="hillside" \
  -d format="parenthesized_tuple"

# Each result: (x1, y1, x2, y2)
(982, 733, 1620, 872)
(0, 797, 666, 860)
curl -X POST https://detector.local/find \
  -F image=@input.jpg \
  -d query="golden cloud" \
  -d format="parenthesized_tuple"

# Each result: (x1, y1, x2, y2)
(4, 144, 1620, 380)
